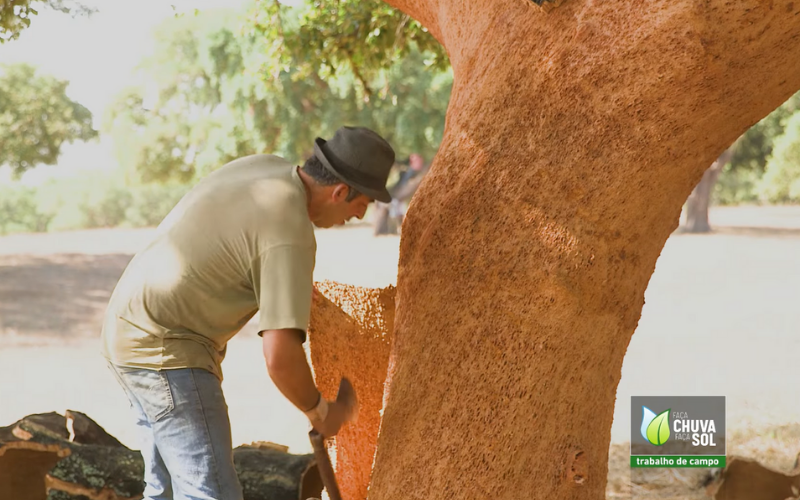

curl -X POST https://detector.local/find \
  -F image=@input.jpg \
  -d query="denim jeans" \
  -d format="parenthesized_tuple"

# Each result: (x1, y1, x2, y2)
(107, 363, 244, 500)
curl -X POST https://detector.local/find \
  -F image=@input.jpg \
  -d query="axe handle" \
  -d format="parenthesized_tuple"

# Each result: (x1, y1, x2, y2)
(309, 430, 343, 500)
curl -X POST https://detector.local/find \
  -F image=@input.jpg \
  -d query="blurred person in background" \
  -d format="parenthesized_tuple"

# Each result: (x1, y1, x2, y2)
(373, 152, 429, 235)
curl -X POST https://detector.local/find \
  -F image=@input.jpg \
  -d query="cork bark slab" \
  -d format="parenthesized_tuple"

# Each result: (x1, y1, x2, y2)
(307, 281, 396, 500)
(0, 412, 320, 500)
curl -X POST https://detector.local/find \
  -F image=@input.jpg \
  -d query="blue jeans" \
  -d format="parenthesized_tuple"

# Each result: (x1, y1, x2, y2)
(108, 363, 243, 500)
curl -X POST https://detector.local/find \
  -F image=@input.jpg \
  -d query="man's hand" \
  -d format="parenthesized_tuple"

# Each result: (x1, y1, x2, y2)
(261, 331, 358, 438)
(307, 379, 359, 438)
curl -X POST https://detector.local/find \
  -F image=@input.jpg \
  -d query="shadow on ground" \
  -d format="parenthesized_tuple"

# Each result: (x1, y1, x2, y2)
(0, 253, 132, 338)
(675, 226, 800, 238)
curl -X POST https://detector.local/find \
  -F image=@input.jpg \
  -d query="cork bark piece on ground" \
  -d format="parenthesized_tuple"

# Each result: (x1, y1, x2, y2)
(0, 412, 322, 500)
(0, 412, 139, 500)
(705, 455, 800, 500)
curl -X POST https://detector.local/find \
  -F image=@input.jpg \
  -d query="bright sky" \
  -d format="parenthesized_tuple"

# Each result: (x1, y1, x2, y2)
(0, 0, 252, 182)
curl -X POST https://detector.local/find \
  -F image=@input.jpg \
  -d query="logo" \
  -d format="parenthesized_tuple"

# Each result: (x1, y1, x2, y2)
(631, 396, 725, 468)
(641, 406, 670, 446)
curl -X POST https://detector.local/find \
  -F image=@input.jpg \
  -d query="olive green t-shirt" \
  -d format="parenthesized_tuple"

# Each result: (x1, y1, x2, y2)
(101, 154, 316, 380)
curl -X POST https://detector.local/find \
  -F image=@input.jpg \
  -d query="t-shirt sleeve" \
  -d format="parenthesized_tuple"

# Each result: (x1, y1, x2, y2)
(253, 244, 315, 340)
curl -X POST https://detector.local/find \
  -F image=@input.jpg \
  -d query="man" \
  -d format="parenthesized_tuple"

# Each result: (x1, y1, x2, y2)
(373, 153, 429, 235)
(391, 152, 428, 203)
(101, 126, 395, 500)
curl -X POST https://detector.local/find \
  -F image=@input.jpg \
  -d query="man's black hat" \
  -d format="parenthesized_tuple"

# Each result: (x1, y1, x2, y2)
(313, 126, 395, 203)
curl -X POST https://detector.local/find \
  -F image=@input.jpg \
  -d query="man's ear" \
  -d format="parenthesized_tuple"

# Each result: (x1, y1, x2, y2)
(332, 183, 350, 202)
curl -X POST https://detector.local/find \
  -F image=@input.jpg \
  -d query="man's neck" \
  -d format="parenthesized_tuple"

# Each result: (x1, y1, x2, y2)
(297, 167, 321, 222)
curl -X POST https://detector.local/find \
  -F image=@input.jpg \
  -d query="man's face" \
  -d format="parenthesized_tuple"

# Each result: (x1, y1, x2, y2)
(314, 184, 373, 228)
(409, 154, 424, 171)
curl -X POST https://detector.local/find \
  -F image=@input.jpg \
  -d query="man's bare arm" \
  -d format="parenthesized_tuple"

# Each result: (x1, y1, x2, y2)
(261, 329, 319, 411)
(261, 328, 356, 437)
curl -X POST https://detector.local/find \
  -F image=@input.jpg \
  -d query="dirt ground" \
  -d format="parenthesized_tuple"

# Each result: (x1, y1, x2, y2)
(1, 206, 800, 496)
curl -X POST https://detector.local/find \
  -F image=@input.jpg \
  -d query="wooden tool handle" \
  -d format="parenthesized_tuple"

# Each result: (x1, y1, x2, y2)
(309, 429, 343, 500)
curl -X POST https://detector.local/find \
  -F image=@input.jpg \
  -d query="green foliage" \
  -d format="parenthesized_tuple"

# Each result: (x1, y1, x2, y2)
(0, 183, 53, 233)
(0, 0, 94, 42)
(0, 172, 191, 235)
(105, 7, 452, 183)
(730, 91, 800, 174)
(104, 86, 196, 184)
(343, 49, 452, 161)
(713, 162, 761, 205)
(125, 182, 191, 227)
(713, 90, 800, 204)
(0, 63, 97, 176)
(757, 111, 800, 203)
(715, 91, 800, 202)
(104, 10, 285, 183)
(247, 0, 447, 97)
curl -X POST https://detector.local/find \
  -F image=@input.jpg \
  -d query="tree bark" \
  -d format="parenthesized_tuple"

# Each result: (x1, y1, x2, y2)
(357, 1, 800, 499)
(0, 412, 322, 500)
(684, 147, 735, 233)
(307, 282, 396, 500)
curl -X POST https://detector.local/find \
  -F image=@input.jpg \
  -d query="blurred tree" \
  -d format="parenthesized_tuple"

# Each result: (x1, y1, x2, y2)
(683, 90, 800, 233)
(714, 90, 800, 204)
(247, 0, 447, 98)
(757, 110, 800, 203)
(0, 184, 53, 234)
(684, 145, 736, 233)
(0, 63, 97, 177)
(105, 6, 452, 184)
(0, 0, 94, 42)
(246, 0, 451, 158)
(103, 10, 264, 183)
(103, 9, 336, 183)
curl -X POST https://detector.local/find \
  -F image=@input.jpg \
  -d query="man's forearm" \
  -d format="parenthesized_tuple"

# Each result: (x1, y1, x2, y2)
(261, 329, 319, 411)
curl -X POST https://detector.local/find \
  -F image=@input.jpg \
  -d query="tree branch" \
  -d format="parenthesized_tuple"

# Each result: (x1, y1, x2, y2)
(382, 0, 443, 46)
(346, 51, 375, 102)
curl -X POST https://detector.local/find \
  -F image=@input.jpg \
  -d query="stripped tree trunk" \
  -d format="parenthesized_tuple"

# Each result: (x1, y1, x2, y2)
(684, 147, 735, 233)
(355, 1, 800, 499)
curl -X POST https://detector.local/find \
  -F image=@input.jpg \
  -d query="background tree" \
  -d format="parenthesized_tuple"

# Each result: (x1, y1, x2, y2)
(0, 63, 97, 177)
(105, 6, 452, 184)
(247, 0, 447, 97)
(103, 10, 279, 184)
(758, 110, 800, 202)
(684, 90, 800, 233)
(716, 90, 800, 203)
(684, 144, 736, 233)
(0, 0, 94, 42)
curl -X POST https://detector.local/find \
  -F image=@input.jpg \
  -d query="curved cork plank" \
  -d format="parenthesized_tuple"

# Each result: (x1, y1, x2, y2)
(307, 281, 396, 500)
(0, 447, 70, 500)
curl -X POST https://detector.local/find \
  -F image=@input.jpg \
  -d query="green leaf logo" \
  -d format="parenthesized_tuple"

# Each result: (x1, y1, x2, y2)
(646, 409, 671, 446)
